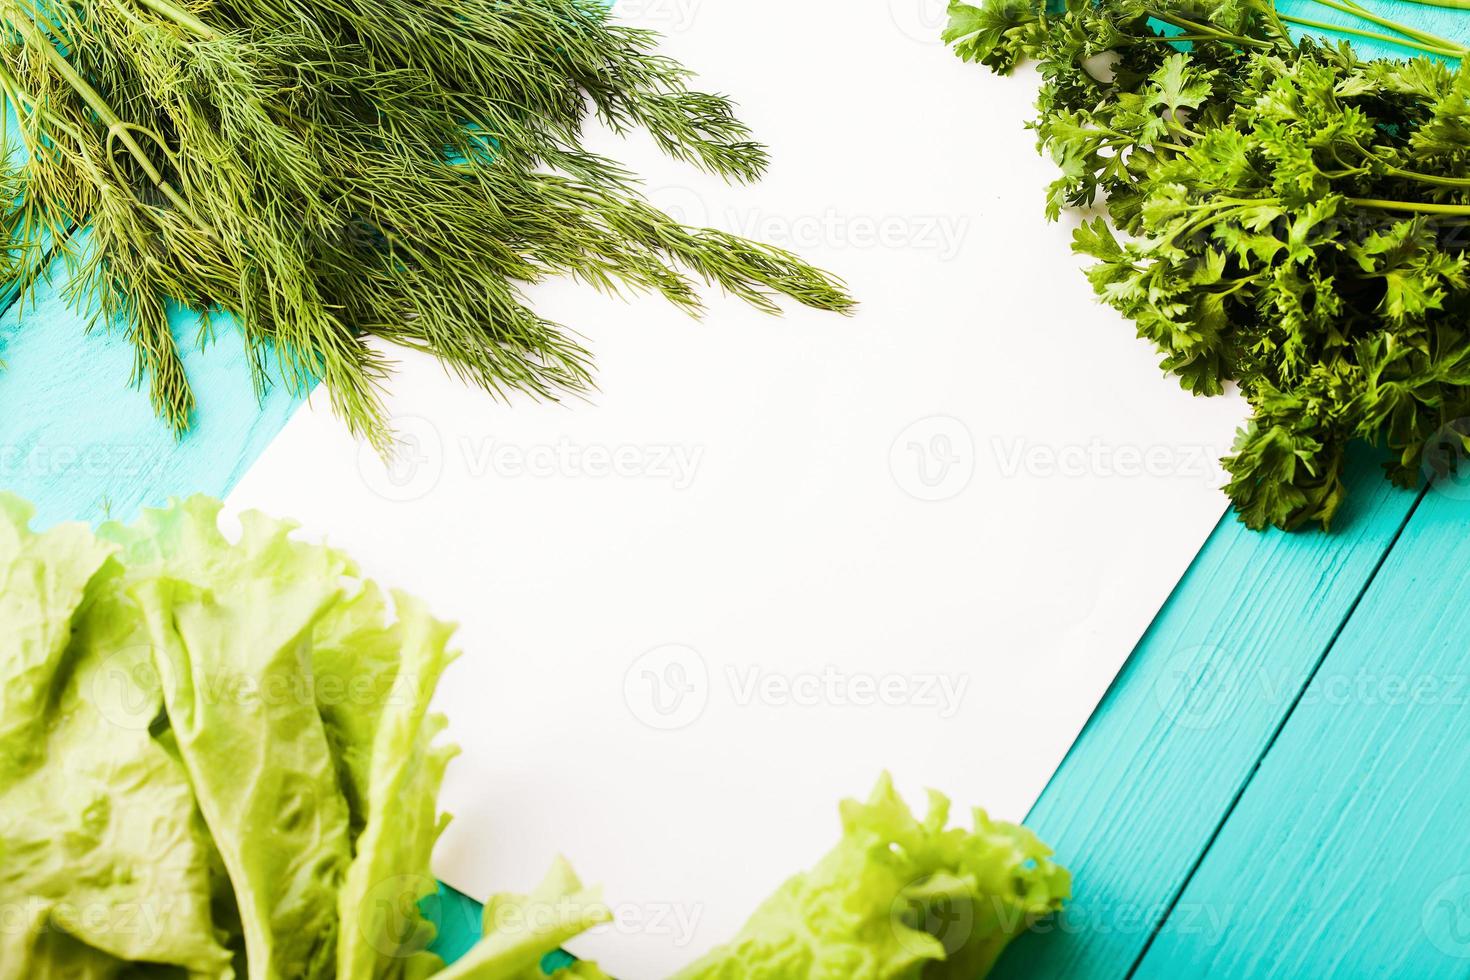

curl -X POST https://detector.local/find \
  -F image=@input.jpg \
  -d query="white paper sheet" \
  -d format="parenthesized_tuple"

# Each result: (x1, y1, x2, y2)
(225, 1, 1245, 974)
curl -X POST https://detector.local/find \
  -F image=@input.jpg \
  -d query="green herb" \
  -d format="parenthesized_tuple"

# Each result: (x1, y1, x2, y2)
(0, 0, 853, 450)
(0, 493, 1067, 978)
(947, 0, 1470, 529)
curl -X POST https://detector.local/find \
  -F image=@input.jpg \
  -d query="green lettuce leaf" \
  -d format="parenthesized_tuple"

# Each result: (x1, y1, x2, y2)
(0, 495, 1070, 980)
(0, 494, 114, 767)
(436, 858, 612, 980)
(0, 496, 232, 976)
(103, 498, 355, 979)
(672, 773, 1070, 979)
(331, 591, 461, 980)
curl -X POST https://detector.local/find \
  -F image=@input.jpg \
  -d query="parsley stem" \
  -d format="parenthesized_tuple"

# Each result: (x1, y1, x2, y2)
(1145, 9, 1275, 48)
(1142, 33, 1235, 42)
(1349, 197, 1470, 215)
(1278, 13, 1466, 56)
(1387, 0, 1470, 8)
(1323, 0, 1468, 50)
(1384, 165, 1470, 188)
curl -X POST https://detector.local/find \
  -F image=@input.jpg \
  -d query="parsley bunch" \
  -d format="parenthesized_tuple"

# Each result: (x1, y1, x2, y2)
(947, 0, 1470, 529)
(0, 0, 853, 449)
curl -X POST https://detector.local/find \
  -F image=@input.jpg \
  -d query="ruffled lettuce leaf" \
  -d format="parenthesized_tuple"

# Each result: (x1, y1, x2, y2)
(109, 499, 354, 979)
(0, 495, 1069, 980)
(0, 496, 232, 977)
(672, 773, 1070, 979)
(0, 494, 114, 766)
(331, 591, 461, 980)
(436, 858, 612, 980)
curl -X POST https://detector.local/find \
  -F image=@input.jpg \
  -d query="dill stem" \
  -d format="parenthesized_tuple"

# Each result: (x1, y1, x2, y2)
(5, 1, 211, 228)
(128, 0, 219, 39)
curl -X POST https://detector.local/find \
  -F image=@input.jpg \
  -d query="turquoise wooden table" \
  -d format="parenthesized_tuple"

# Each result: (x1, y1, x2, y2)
(4, 5, 1469, 973)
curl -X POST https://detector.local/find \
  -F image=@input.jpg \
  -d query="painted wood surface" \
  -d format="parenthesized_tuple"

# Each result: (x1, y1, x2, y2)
(0, 237, 301, 528)
(993, 449, 1424, 980)
(993, 4, 1470, 977)
(1133, 478, 1465, 977)
(3, 3, 1469, 976)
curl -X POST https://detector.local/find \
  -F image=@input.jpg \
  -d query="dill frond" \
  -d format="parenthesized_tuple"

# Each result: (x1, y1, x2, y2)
(0, 0, 854, 448)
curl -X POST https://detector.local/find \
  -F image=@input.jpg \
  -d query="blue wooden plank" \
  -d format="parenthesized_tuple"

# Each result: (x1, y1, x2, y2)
(990, 446, 1421, 979)
(1276, 0, 1470, 60)
(424, 883, 486, 963)
(998, 7, 1470, 977)
(2, 5, 1460, 975)
(0, 237, 303, 527)
(1130, 470, 1470, 977)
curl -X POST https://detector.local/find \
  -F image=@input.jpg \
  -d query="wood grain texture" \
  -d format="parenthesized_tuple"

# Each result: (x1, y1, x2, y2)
(0, 5, 1464, 976)
(1276, 0, 1470, 61)
(996, 7, 1470, 977)
(1132, 476, 1470, 978)
(0, 235, 303, 527)
(992, 448, 1422, 979)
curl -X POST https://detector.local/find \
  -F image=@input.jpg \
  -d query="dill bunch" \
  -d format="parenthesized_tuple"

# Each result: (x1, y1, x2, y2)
(0, 0, 854, 448)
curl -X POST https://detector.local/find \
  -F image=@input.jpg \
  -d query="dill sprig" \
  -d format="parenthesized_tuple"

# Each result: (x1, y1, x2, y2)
(0, 0, 854, 448)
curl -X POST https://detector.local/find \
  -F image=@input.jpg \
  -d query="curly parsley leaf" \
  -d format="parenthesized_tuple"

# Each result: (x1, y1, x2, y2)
(949, 0, 1470, 529)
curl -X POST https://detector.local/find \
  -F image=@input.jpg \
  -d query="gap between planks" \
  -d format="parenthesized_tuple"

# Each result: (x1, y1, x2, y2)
(994, 447, 1424, 980)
